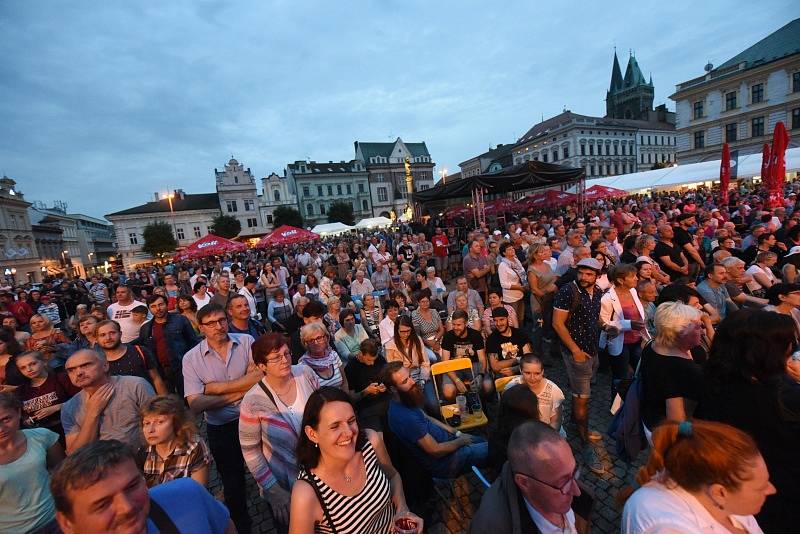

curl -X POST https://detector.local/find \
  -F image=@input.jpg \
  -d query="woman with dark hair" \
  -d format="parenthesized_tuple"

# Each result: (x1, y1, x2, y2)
(290, 387, 420, 533)
(696, 309, 800, 533)
(619, 234, 639, 264)
(764, 282, 800, 332)
(0, 391, 64, 534)
(385, 315, 437, 415)
(411, 288, 444, 357)
(239, 333, 321, 530)
(623, 420, 774, 533)
(488, 380, 540, 469)
(0, 327, 25, 392)
(305, 273, 320, 301)
(177, 295, 200, 334)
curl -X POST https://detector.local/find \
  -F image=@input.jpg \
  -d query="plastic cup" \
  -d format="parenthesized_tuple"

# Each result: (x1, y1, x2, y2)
(394, 512, 422, 533)
(456, 395, 467, 413)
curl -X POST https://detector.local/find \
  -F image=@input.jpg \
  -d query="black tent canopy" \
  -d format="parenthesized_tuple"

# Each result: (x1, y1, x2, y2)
(415, 160, 585, 202)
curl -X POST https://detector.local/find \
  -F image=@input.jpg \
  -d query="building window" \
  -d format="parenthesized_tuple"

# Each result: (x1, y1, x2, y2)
(337, 184, 342, 195)
(128, 233, 138, 245)
(589, 145, 594, 156)
(751, 83, 764, 104)
(752, 116, 765, 137)
(542, 153, 548, 163)
(346, 184, 352, 194)
(320, 204, 326, 215)
(327, 185, 333, 196)
(640, 154, 645, 164)
(580, 145, 586, 156)
(247, 218, 258, 228)
(267, 214, 274, 224)
(648, 153, 652, 164)
(563, 146, 569, 158)
(362, 199, 368, 211)
(226, 200, 237, 213)
(725, 123, 738, 142)
(306, 204, 314, 215)
(590, 164, 596, 175)
(358, 183, 365, 193)
(794, 72, 800, 93)
(176, 227, 185, 240)
(621, 145, 625, 156)
(244, 199, 255, 211)
(640, 136, 644, 144)
(694, 130, 705, 149)
(317, 185, 323, 196)
(374, 173, 385, 182)
(552, 150, 559, 162)
(377, 187, 388, 202)
(303, 186, 310, 197)
(693, 101, 704, 119)
(273, 190, 280, 201)
(193, 226, 201, 238)
(792, 108, 800, 130)
(725, 91, 737, 111)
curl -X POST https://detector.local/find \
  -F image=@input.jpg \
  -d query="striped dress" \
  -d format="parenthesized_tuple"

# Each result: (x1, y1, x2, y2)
(298, 440, 393, 534)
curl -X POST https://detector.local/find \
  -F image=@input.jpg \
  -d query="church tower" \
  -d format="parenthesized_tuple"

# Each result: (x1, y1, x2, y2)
(605, 51, 654, 120)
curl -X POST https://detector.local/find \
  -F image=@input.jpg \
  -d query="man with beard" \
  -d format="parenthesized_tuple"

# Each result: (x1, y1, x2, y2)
(552, 258, 605, 475)
(673, 213, 705, 277)
(485, 307, 532, 378)
(61, 349, 155, 453)
(95, 320, 168, 395)
(138, 294, 200, 396)
(51, 440, 232, 534)
(470, 422, 590, 534)
(441, 310, 491, 397)
(382, 361, 488, 478)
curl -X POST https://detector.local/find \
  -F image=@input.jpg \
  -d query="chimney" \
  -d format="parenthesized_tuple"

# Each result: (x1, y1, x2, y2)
(154, 192, 159, 201)
(175, 189, 186, 200)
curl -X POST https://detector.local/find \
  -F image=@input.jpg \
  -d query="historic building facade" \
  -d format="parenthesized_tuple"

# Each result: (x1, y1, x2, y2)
(670, 18, 800, 163)
(286, 160, 372, 225)
(0, 177, 42, 284)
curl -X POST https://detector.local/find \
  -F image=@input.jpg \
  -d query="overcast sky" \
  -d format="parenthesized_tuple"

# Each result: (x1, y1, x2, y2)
(1, 1, 797, 218)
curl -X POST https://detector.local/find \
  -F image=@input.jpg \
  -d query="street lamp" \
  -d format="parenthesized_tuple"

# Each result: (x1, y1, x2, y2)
(166, 192, 178, 237)
(440, 168, 448, 185)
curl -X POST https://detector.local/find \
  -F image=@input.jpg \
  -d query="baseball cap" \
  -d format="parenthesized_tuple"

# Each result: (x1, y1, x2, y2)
(576, 258, 603, 272)
(493, 230, 502, 236)
(491, 307, 509, 318)
(785, 246, 800, 258)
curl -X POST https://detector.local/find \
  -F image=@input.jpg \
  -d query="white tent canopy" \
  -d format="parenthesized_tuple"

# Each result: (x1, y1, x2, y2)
(575, 147, 800, 193)
(310, 222, 354, 235)
(355, 216, 393, 229)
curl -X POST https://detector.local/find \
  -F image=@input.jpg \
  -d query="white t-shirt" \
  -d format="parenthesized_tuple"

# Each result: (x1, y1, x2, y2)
(192, 293, 212, 310)
(745, 264, 775, 293)
(107, 300, 147, 343)
(504, 378, 565, 432)
(622, 480, 763, 533)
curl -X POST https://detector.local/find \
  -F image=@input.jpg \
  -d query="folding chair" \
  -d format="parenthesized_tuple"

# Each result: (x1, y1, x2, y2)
(494, 375, 519, 398)
(430, 357, 488, 431)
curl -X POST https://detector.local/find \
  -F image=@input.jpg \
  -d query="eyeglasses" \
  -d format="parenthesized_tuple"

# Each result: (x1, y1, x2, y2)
(200, 317, 228, 328)
(266, 352, 290, 365)
(306, 335, 327, 345)
(515, 465, 580, 494)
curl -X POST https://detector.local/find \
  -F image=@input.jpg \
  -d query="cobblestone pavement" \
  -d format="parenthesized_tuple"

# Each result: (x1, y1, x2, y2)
(205, 344, 639, 534)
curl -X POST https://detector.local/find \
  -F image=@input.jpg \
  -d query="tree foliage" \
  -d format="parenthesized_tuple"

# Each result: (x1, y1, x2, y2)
(142, 221, 178, 257)
(327, 201, 355, 226)
(210, 214, 242, 238)
(273, 206, 304, 228)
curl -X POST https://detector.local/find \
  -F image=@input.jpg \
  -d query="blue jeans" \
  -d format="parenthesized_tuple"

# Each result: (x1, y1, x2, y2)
(432, 436, 488, 478)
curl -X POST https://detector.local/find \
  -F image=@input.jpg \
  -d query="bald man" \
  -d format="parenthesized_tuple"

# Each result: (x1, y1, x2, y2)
(61, 349, 154, 453)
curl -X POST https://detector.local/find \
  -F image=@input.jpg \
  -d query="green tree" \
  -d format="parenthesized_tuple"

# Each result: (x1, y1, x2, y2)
(142, 221, 178, 258)
(272, 205, 304, 228)
(210, 214, 241, 238)
(651, 161, 667, 170)
(327, 201, 355, 226)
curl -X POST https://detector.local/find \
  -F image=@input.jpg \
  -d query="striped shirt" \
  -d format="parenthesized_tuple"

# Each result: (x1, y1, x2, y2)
(298, 440, 393, 533)
(238, 366, 320, 491)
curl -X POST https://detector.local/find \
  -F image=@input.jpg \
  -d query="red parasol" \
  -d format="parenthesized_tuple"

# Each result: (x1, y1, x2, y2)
(256, 225, 320, 248)
(720, 143, 731, 205)
(584, 184, 628, 200)
(517, 190, 577, 210)
(173, 234, 246, 262)
(483, 198, 514, 214)
(768, 122, 790, 208)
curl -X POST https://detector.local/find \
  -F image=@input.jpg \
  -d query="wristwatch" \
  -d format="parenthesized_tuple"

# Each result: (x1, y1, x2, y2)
(455, 431, 463, 437)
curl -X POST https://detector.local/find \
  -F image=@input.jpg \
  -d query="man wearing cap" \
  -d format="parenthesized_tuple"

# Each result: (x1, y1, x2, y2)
(552, 257, 605, 474)
(486, 307, 532, 378)
(673, 213, 705, 277)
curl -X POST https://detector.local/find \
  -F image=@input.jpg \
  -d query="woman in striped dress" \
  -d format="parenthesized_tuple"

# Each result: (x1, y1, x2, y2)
(289, 387, 421, 534)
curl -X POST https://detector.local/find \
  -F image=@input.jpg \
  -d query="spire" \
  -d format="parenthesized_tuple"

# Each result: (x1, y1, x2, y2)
(609, 50, 623, 92)
(623, 55, 647, 87)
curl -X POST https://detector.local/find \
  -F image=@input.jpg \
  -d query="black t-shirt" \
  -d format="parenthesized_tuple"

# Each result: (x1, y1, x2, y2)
(640, 344, 703, 429)
(107, 344, 158, 384)
(397, 244, 416, 263)
(485, 327, 530, 362)
(344, 356, 388, 412)
(654, 240, 686, 280)
(441, 328, 485, 362)
(672, 227, 697, 264)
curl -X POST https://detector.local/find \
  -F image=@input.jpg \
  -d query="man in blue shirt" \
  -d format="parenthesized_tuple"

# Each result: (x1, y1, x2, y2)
(382, 361, 487, 478)
(183, 303, 261, 534)
(51, 439, 233, 534)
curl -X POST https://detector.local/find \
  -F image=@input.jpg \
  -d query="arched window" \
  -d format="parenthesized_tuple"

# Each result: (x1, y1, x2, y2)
(306, 203, 314, 215)
(273, 189, 281, 201)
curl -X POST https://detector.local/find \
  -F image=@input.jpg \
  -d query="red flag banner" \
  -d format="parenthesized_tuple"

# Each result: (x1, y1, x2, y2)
(768, 122, 790, 208)
(720, 143, 731, 206)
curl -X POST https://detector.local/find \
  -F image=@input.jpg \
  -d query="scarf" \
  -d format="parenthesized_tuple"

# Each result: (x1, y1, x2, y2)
(299, 346, 340, 371)
(501, 256, 526, 283)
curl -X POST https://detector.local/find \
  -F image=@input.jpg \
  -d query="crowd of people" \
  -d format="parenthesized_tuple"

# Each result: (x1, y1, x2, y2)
(0, 180, 799, 533)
